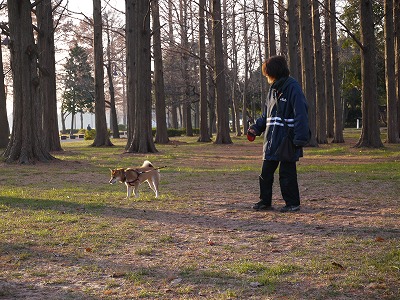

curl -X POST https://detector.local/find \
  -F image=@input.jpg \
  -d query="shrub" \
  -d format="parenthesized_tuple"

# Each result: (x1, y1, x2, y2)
(85, 129, 96, 140)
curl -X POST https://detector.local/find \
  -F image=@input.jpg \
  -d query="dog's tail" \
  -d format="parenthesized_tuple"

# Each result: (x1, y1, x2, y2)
(142, 160, 154, 168)
(141, 160, 166, 171)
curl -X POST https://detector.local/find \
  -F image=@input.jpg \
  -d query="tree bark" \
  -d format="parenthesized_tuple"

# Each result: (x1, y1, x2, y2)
(3, 0, 54, 163)
(231, 3, 241, 137)
(330, 0, 344, 143)
(324, 0, 334, 139)
(395, 0, 400, 138)
(313, 0, 327, 144)
(125, 0, 136, 148)
(299, 0, 317, 146)
(242, 0, 249, 134)
(179, 0, 193, 136)
(198, 0, 211, 142)
(0, 35, 9, 148)
(287, 0, 300, 82)
(384, 0, 399, 143)
(355, 0, 384, 148)
(267, 0, 276, 56)
(105, 15, 119, 139)
(278, 0, 287, 56)
(127, 0, 157, 153)
(212, 0, 232, 144)
(152, 0, 170, 144)
(92, 0, 113, 147)
(36, 0, 62, 152)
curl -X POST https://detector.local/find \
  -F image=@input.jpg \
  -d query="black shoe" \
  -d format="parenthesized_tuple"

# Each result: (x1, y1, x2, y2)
(253, 202, 274, 211)
(280, 205, 300, 213)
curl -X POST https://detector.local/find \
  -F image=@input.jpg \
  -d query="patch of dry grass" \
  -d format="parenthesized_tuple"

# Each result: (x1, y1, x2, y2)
(0, 130, 399, 299)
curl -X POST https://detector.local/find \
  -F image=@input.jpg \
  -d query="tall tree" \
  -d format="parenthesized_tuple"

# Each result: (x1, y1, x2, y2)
(299, 0, 317, 146)
(324, 0, 334, 139)
(104, 13, 119, 139)
(62, 44, 94, 134)
(384, 0, 399, 142)
(287, 0, 300, 82)
(152, 0, 170, 144)
(212, 0, 232, 144)
(330, 0, 344, 143)
(92, 0, 112, 146)
(3, 0, 54, 163)
(180, 0, 193, 136)
(355, 0, 384, 147)
(125, 0, 136, 147)
(396, 0, 400, 137)
(267, 0, 276, 56)
(0, 36, 9, 148)
(198, 0, 211, 142)
(37, 0, 62, 152)
(313, 0, 327, 144)
(126, 0, 157, 152)
(231, 2, 242, 137)
(242, 0, 250, 134)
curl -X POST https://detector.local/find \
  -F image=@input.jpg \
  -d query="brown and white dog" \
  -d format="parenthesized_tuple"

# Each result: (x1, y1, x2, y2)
(109, 160, 161, 198)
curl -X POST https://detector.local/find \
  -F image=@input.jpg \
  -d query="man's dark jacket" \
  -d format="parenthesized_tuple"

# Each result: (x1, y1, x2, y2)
(250, 76, 310, 161)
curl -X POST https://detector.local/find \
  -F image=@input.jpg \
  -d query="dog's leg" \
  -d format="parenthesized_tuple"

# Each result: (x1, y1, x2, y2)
(133, 183, 139, 198)
(126, 183, 132, 198)
(148, 175, 159, 198)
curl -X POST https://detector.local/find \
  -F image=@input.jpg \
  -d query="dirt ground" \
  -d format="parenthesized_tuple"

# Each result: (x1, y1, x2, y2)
(0, 137, 399, 299)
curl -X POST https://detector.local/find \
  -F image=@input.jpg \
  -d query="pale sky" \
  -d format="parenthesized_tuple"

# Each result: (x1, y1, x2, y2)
(66, 0, 125, 16)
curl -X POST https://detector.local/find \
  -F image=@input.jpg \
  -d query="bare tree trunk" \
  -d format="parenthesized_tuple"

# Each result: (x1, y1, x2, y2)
(278, 0, 287, 56)
(0, 35, 9, 148)
(207, 0, 216, 136)
(253, 0, 266, 113)
(242, 0, 249, 134)
(385, 0, 399, 143)
(125, 0, 136, 148)
(180, 0, 193, 136)
(212, 0, 232, 144)
(395, 0, 400, 138)
(324, 0, 334, 139)
(105, 15, 119, 139)
(231, 3, 241, 136)
(355, 0, 384, 148)
(198, 0, 211, 142)
(287, 0, 300, 82)
(127, 0, 157, 153)
(330, 0, 344, 143)
(36, 0, 62, 152)
(168, 0, 178, 129)
(267, 0, 276, 56)
(152, 0, 170, 144)
(3, 0, 54, 163)
(313, 0, 327, 144)
(299, 0, 317, 146)
(92, 0, 113, 147)
(262, 0, 268, 59)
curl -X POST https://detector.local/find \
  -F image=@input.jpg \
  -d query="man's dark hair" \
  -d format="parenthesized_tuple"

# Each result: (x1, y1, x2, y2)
(262, 55, 290, 79)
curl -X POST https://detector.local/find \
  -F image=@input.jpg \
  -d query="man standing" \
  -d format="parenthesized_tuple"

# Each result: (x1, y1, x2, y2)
(248, 56, 309, 212)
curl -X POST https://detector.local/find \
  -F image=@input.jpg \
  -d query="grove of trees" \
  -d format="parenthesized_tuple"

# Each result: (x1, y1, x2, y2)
(0, 0, 399, 163)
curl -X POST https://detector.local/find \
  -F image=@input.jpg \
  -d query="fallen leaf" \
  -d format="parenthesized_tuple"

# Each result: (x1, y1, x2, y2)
(207, 239, 215, 246)
(375, 236, 385, 242)
(331, 262, 345, 270)
(111, 272, 126, 278)
(84, 247, 92, 252)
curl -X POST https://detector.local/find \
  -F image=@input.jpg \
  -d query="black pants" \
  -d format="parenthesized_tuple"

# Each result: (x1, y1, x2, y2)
(259, 160, 300, 207)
